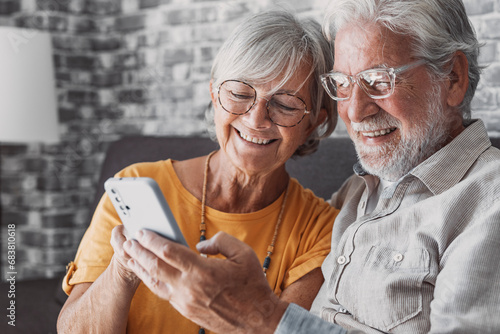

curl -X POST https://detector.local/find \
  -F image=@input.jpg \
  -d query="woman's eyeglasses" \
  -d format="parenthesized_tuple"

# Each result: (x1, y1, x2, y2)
(217, 80, 310, 127)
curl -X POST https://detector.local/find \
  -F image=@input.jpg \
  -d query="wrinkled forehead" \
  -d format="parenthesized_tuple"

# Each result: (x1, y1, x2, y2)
(333, 22, 411, 74)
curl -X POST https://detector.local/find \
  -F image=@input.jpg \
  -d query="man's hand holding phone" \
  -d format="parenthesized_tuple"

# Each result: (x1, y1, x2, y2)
(124, 230, 287, 334)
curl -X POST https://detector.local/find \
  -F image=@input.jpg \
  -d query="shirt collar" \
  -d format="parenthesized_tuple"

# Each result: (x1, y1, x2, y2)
(410, 119, 491, 195)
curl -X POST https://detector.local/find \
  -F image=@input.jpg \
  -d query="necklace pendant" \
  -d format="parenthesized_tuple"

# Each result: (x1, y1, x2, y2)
(263, 255, 271, 270)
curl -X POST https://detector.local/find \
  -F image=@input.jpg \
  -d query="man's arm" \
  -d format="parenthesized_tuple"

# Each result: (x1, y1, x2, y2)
(429, 200, 500, 333)
(124, 230, 348, 334)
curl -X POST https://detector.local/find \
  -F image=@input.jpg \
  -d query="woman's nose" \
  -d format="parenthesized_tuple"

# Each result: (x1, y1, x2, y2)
(243, 97, 273, 128)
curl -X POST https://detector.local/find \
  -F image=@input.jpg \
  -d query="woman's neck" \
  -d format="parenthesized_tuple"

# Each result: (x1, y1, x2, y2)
(204, 151, 290, 213)
(173, 151, 290, 213)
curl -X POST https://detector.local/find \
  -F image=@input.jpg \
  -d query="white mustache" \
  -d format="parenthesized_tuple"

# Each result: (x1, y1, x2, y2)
(350, 112, 400, 132)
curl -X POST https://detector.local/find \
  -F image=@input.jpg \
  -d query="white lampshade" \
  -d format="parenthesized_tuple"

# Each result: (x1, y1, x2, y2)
(0, 27, 59, 143)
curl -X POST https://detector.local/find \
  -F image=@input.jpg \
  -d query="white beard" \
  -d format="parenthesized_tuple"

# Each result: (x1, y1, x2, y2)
(351, 85, 452, 181)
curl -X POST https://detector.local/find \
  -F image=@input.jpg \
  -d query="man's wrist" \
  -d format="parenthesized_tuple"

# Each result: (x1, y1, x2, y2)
(244, 293, 289, 334)
(275, 303, 348, 334)
(266, 299, 289, 334)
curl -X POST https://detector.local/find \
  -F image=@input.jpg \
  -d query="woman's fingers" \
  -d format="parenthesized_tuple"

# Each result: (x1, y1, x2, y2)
(110, 225, 141, 284)
(110, 225, 128, 254)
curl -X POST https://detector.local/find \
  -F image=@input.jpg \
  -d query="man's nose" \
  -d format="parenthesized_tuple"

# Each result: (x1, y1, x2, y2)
(346, 83, 379, 123)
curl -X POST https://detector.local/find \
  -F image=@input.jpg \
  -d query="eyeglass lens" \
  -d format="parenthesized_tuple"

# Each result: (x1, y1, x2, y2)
(218, 80, 308, 127)
(323, 70, 393, 100)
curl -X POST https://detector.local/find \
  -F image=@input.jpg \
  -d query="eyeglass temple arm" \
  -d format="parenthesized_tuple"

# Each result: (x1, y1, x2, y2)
(393, 59, 427, 74)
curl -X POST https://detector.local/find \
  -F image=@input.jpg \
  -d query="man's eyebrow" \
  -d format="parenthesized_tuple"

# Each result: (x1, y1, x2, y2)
(370, 63, 390, 69)
(333, 63, 391, 74)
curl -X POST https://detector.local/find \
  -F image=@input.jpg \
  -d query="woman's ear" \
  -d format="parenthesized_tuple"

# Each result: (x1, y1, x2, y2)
(209, 80, 217, 106)
(446, 51, 469, 107)
(305, 108, 327, 138)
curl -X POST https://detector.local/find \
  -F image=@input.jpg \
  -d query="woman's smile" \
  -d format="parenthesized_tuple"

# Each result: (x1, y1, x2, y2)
(237, 128, 277, 146)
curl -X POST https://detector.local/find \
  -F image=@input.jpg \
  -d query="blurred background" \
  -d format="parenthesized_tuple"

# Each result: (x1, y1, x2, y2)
(0, 0, 499, 283)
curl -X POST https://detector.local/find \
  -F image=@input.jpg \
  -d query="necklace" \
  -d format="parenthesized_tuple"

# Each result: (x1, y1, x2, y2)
(198, 151, 290, 334)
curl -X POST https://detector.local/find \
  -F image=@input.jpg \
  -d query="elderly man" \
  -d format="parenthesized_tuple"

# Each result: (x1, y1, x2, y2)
(123, 0, 500, 333)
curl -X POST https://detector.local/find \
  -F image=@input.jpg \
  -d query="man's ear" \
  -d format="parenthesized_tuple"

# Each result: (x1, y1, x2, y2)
(446, 51, 469, 107)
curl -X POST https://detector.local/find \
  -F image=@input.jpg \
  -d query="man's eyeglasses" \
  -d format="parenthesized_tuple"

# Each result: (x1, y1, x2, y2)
(320, 59, 427, 101)
(217, 80, 310, 127)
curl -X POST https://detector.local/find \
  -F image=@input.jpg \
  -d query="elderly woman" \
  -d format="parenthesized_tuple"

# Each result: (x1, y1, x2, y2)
(57, 10, 338, 334)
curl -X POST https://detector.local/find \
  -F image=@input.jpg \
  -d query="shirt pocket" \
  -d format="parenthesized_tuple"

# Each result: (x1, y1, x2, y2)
(337, 245, 430, 331)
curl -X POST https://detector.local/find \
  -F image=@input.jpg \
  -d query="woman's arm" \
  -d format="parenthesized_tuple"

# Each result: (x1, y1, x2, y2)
(279, 268, 324, 310)
(57, 226, 140, 334)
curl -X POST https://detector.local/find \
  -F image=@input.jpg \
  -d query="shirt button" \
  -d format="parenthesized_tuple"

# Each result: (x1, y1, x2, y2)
(337, 255, 347, 265)
(394, 253, 404, 262)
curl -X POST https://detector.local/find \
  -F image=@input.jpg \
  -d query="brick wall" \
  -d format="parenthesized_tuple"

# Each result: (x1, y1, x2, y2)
(0, 0, 499, 282)
(467, 0, 500, 134)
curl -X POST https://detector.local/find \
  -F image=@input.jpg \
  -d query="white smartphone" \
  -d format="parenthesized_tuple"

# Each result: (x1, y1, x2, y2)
(104, 177, 188, 246)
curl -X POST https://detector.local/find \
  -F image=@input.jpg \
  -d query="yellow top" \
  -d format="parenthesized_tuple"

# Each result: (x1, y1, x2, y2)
(63, 159, 338, 334)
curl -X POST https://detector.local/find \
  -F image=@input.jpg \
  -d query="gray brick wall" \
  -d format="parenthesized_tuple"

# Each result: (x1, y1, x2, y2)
(0, 0, 499, 281)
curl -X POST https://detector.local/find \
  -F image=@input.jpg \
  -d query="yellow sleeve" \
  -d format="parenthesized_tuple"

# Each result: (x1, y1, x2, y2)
(62, 192, 121, 295)
(62, 162, 158, 295)
(281, 187, 338, 289)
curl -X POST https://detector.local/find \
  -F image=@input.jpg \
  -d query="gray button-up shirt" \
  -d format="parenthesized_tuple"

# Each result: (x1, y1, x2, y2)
(276, 120, 500, 333)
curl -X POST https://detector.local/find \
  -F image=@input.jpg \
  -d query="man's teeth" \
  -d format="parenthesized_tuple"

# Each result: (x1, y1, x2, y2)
(239, 132, 272, 145)
(363, 128, 397, 138)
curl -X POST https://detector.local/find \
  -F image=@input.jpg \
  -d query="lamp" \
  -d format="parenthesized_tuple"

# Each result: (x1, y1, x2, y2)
(0, 27, 59, 276)
(0, 27, 59, 143)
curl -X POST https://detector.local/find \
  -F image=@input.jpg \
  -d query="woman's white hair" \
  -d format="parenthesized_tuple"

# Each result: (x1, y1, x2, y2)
(323, 0, 482, 124)
(206, 10, 336, 156)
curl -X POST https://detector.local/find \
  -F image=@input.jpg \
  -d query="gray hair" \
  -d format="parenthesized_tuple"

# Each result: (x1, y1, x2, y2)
(323, 0, 482, 123)
(206, 10, 336, 156)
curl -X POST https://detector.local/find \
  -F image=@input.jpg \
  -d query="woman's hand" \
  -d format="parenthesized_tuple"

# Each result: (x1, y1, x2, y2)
(124, 230, 289, 334)
(57, 225, 142, 334)
(110, 225, 141, 286)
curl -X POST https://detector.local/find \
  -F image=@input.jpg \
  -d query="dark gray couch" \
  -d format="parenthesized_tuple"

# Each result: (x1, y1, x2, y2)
(2, 135, 499, 334)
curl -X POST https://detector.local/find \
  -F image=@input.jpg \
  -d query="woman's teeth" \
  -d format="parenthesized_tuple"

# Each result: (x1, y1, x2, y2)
(239, 132, 272, 145)
(363, 128, 397, 138)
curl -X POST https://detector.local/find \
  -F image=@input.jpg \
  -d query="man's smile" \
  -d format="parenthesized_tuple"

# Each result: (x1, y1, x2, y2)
(361, 127, 397, 138)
